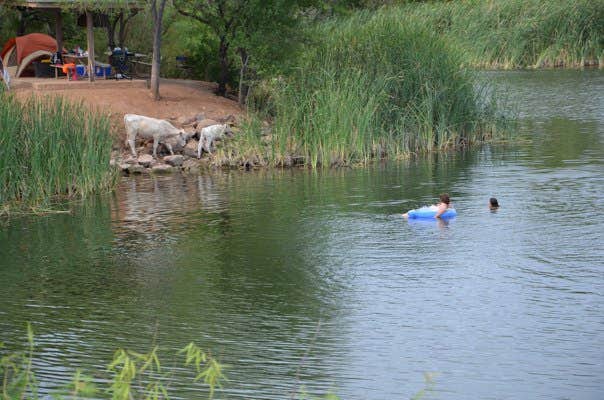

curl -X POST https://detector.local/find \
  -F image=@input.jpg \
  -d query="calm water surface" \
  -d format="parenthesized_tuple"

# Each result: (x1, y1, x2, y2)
(1, 70, 603, 399)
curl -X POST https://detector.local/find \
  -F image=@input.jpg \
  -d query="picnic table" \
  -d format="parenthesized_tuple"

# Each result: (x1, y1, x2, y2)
(50, 54, 111, 80)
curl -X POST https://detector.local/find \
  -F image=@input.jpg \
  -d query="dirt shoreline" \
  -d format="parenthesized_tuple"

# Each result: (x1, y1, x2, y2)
(14, 78, 244, 139)
(12, 78, 250, 172)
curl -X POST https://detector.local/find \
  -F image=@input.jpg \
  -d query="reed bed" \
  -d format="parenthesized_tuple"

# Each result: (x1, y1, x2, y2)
(0, 90, 117, 213)
(242, 10, 504, 168)
(405, 0, 604, 69)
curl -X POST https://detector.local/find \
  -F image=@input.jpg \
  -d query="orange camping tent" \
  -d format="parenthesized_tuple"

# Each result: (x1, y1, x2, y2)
(1, 33, 58, 78)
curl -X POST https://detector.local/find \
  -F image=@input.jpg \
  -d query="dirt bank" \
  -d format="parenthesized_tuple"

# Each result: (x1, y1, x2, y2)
(14, 78, 243, 139)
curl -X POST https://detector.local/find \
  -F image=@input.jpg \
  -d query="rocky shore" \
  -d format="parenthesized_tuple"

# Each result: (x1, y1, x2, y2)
(111, 113, 241, 174)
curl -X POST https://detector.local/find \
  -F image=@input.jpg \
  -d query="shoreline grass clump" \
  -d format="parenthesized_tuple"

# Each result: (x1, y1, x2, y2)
(405, 0, 604, 69)
(0, 90, 117, 214)
(242, 9, 504, 168)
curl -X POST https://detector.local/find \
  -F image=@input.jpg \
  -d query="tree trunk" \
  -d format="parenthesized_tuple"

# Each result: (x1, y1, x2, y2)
(217, 37, 229, 97)
(117, 14, 127, 48)
(17, 8, 27, 36)
(86, 11, 95, 82)
(118, 10, 137, 48)
(150, 0, 167, 101)
(55, 10, 63, 52)
(237, 48, 249, 106)
(106, 15, 117, 49)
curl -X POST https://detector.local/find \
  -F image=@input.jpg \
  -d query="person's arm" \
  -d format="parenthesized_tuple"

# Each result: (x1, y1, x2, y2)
(434, 203, 447, 219)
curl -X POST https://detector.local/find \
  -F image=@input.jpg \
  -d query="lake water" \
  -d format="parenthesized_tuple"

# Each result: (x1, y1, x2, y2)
(1, 70, 603, 399)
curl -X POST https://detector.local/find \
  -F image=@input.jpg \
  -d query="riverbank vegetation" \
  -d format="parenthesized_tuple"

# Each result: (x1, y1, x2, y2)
(404, 0, 604, 69)
(0, 90, 117, 214)
(214, 9, 505, 168)
(4, 0, 598, 172)
(0, 325, 227, 400)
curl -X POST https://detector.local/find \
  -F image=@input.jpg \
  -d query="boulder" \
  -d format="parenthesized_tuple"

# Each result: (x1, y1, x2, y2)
(123, 156, 138, 165)
(178, 116, 194, 126)
(150, 164, 175, 174)
(183, 139, 199, 158)
(218, 114, 236, 124)
(182, 158, 202, 173)
(180, 113, 206, 126)
(163, 154, 184, 167)
(137, 154, 155, 168)
(122, 164, 144, 174)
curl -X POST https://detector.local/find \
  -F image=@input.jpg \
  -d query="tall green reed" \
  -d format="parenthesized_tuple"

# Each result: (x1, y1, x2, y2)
(246, 9, 503, 168)
(404, 0, 604, 69)
(0, 90, 117, 213)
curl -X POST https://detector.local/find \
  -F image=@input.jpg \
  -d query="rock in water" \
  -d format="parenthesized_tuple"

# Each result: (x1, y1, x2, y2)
(164, 155, 184, 167)
(151, 164, 175, 174)
(121, 164, 144, 174)
(183, 140, 199, 158)
(182, 158, 202, 173)
(137, 154, 155, 167)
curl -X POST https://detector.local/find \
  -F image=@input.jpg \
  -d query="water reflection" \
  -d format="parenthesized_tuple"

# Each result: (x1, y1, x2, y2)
(523, 118, 602, 168)
(1, 70, 603, 400)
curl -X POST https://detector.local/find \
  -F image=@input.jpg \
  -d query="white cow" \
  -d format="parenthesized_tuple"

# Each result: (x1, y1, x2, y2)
(124, 114, 189, 158)
(197, 124, 234, 159)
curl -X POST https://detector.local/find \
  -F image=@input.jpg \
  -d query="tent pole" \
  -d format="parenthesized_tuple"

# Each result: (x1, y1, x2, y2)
(86, 10, 95, 82)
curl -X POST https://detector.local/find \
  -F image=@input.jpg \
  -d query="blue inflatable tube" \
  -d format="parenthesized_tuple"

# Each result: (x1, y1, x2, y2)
(407, 207, 457, 219)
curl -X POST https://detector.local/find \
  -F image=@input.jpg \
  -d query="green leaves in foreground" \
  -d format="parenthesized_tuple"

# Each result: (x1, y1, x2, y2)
(1, 325, 226, 400)
(106, 343, 226, 400)
(181, 342, 227, 399)
(0, 323, 37, 400)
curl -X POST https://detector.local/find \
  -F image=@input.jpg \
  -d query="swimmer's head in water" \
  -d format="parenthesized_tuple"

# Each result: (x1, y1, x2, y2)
(489, 197, 499, 208)
(439, 193, 450, 205)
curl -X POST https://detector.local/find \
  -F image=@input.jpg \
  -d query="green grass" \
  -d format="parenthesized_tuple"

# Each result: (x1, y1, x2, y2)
(0, 90, 118, 214)
(235, 9, 506, 168)
(405, 0, 604, 69)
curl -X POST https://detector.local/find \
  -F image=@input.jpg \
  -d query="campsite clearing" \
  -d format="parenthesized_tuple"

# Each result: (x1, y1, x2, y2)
(12, 78, 243, 140)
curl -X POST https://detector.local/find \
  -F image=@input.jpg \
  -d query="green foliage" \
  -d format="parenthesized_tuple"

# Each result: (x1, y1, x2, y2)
(229, 0, 315, 76)
(1, 326, 440, 399)
(0, 6, 16, 45)
(52, 370, 98, 399)
(161, 17, 219, 80)
(180, 342, 227, 398)
(0, 90, 118, 214)
(241, 8, 505, 168)
(404, 0, 604, 68)
(2, 326, 226, 400)
(1, 323, 37, 400)
(410, 372, 437, 400)
(173, 0, 315, 95)
(107, 347, 165, 400)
